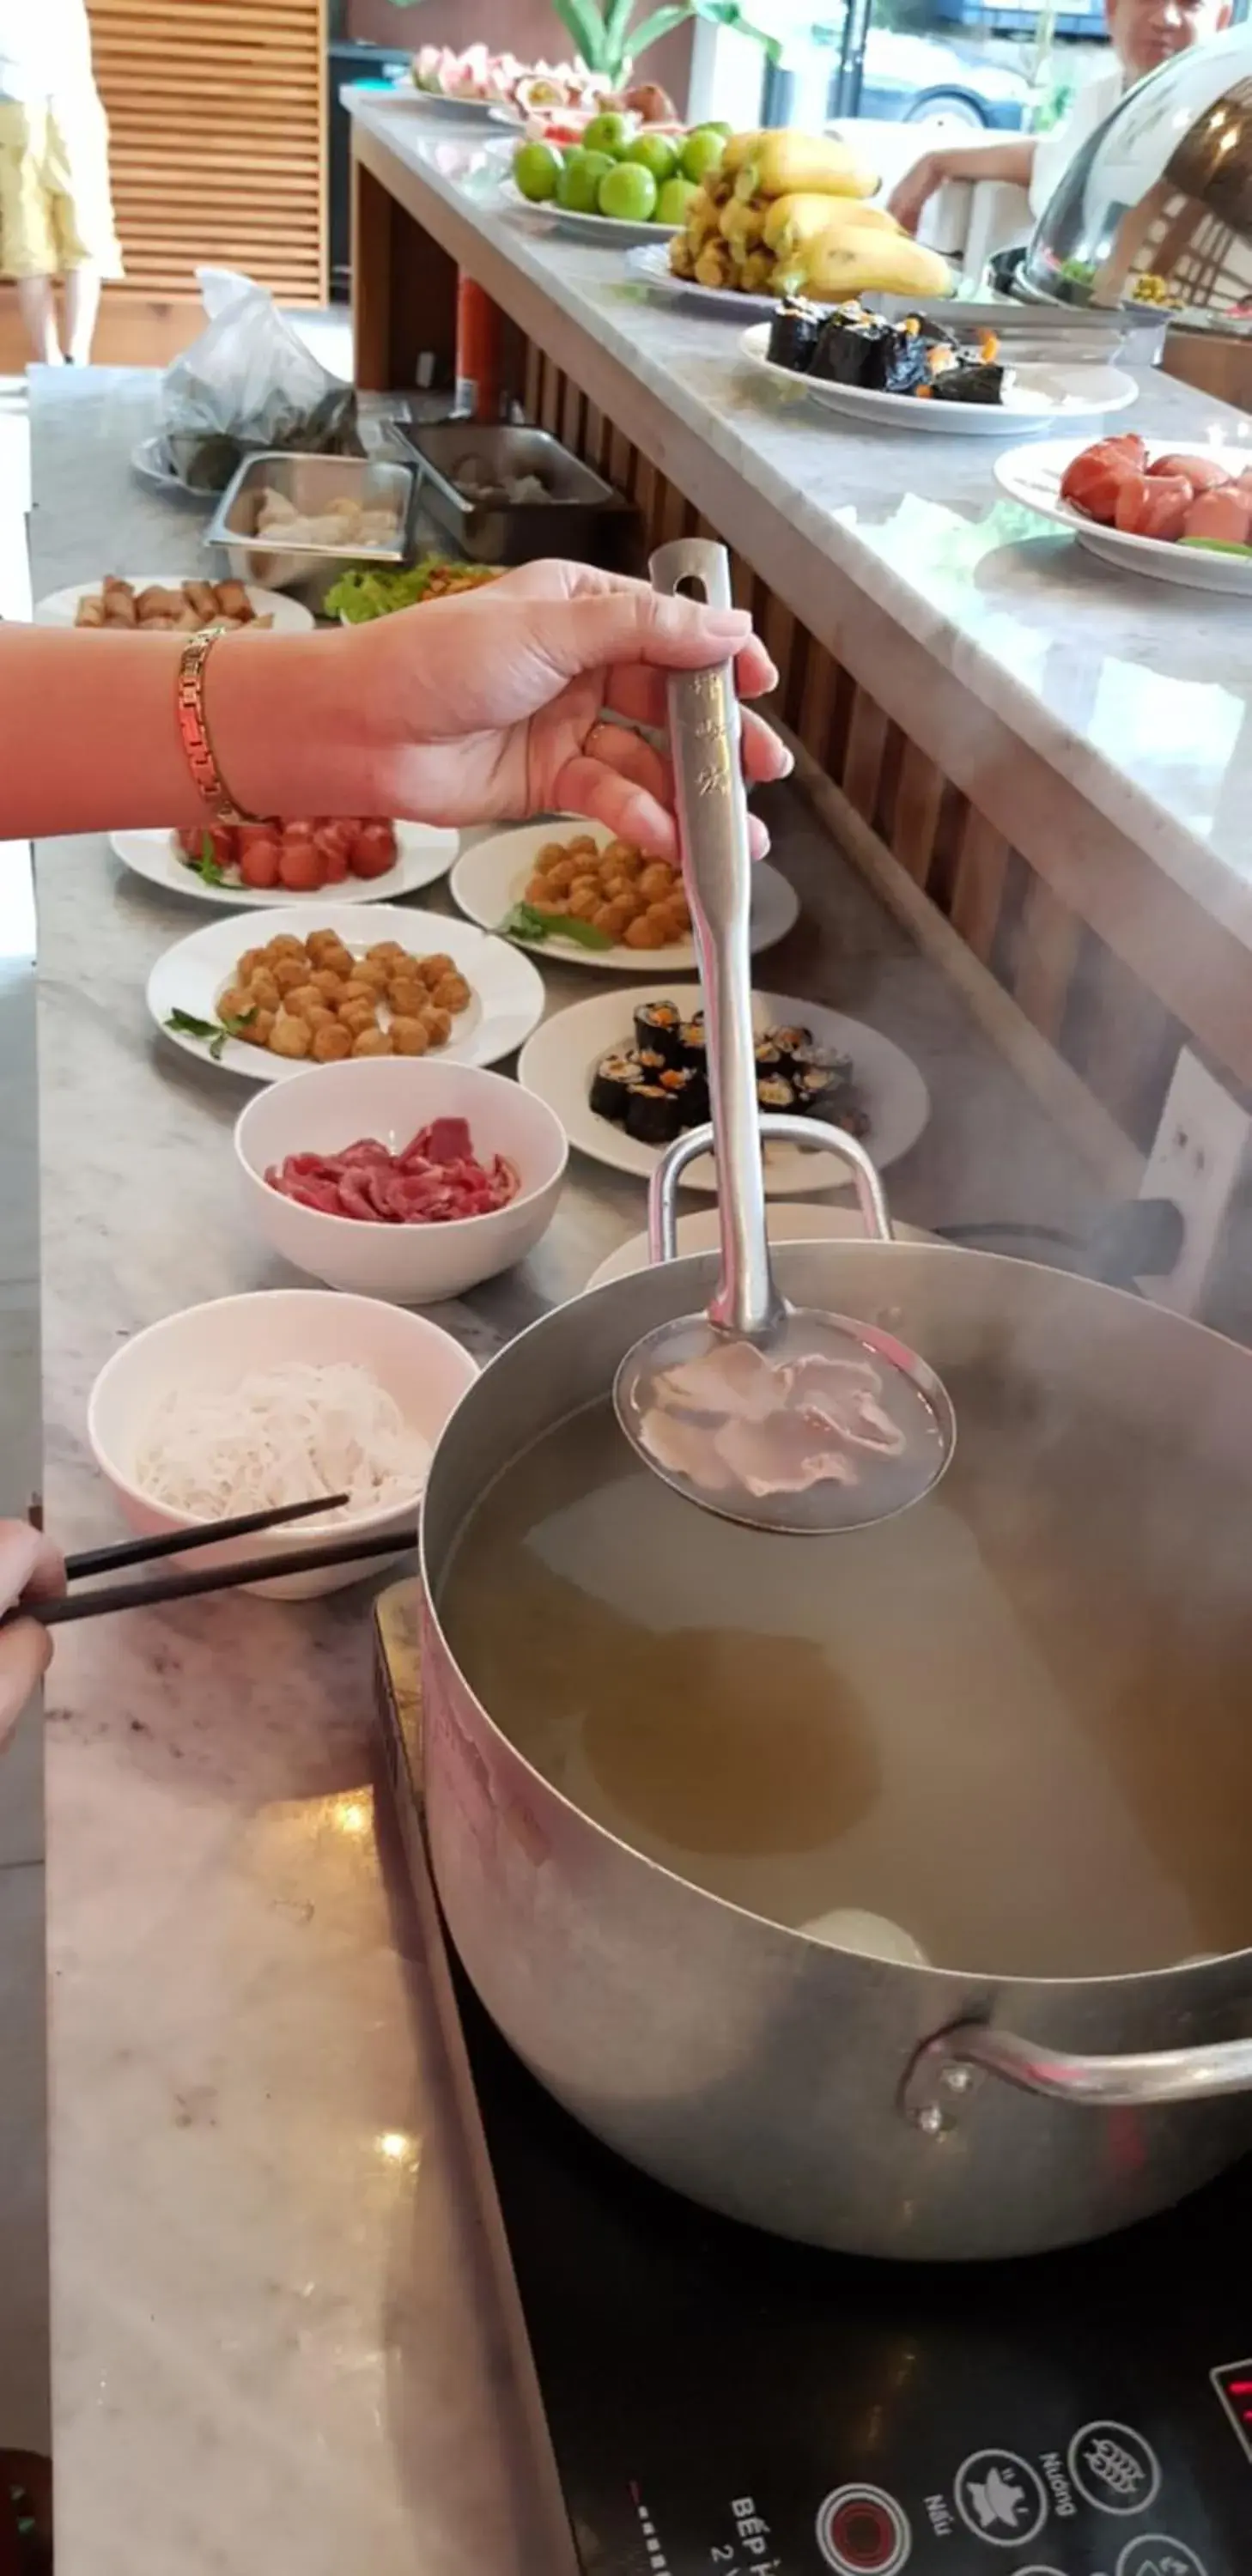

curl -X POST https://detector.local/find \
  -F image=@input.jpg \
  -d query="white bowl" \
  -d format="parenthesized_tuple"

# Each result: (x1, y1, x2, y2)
(87, 1287, 478, 1599)
(234, 1058, 568, 1302)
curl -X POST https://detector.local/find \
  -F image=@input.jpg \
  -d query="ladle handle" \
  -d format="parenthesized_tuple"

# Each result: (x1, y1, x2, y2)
(648, 1115, 896, 1267)
(650, 537, 778, 1343)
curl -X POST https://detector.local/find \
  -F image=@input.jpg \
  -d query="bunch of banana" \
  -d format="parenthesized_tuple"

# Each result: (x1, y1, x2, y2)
(666, 127, 952, 302)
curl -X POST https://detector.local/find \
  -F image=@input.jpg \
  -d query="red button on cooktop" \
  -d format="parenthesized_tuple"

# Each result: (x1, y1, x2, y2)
(815, 2484, 912, 2575)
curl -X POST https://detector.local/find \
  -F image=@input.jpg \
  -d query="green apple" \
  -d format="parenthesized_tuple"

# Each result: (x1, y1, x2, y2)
(680, 125, 726, 184)
(556, 148, 616, 211)
(625, 131, 678, 183)
(655, 175, 701, 228)
(581, 110, 631, 156)
(598, 161, 659, 222)
(512, 140, 562, 204)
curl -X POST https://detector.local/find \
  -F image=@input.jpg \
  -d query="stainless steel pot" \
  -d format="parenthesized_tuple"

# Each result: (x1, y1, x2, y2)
(419, 1151, 1252, 2263)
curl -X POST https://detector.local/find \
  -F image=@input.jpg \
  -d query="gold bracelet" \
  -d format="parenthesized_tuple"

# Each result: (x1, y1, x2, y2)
(174, 626, 257, 823)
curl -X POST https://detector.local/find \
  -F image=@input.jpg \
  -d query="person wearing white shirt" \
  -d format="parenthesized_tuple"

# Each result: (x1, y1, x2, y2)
(886, 0, 1229, 243)
(0, 0, 121, 366)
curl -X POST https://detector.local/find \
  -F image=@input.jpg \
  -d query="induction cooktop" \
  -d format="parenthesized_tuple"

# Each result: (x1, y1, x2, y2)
(374, 1595, 1251, 2576)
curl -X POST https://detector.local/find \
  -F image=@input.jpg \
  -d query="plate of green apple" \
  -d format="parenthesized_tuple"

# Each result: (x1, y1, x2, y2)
(505, 113, 729, 246)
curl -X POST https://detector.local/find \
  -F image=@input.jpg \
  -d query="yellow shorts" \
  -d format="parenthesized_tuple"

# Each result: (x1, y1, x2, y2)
(0, 94, 123, 280)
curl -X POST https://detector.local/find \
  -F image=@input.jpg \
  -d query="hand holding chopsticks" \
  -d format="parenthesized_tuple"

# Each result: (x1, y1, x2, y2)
(0, 1495, 416, 1632)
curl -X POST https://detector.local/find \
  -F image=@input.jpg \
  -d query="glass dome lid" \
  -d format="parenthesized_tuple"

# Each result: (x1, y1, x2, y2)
(1024, 21, 1252, 333)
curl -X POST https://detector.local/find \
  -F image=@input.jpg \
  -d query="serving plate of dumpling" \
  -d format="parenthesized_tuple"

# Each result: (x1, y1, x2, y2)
(995, 433, 1252, 588)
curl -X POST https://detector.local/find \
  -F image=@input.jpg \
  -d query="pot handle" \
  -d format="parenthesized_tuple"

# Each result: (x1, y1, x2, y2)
(903, 2018, 1252, 2136)
(647, 1113, 896, 1267)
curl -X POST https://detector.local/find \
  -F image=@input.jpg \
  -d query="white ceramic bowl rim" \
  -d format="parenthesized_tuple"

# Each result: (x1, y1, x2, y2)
(234, 1066, 568, 1242)
(87, 1288, 477, 1534)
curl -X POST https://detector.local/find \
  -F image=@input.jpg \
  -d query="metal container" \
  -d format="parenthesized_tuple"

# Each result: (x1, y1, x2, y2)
(395, 420, 635, 568)
(205, 450, 416, 612)
(419, 1178, 1252, 2263)
(1024, 20, 1252, 339)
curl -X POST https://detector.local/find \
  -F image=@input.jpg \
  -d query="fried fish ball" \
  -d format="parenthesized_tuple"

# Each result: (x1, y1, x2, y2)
(310, 968, 348, 1003)
(387, 975, 426, 1018)
(639, 862, 678, 903)
(593, 900, 634, 941)
(366, 940, 408, 965)
(338, 999, 377, 1038)
(271, 957, 311, 998)
(282, 982, 326, 1022)
(311, 1021, 352, 1063)
(319, 948, 356, 986)
(417, 953, 455, 988)
(390, 1016, 430, 1057)
(603, 839, 642, 871)
(525, 872, 550, 903)
(568, 834, 598, 857)
(422, 1008, 452, 1048)
(216, 984, 252, 1024)
(652, 900, 690, 944)
(535, 840, 569, 870)
(263, 934, 307, 962)
(352, 1026, 392, 1057)
(238, 1007, 276, 1049)
(624, 911, 669, 950)
(245, 968, 280, 1013)
(430, 973, 471, 1014)
(340, 976, 378, 1007)
(269, 1011, 312, 1059)
(236, 947, 265, 983)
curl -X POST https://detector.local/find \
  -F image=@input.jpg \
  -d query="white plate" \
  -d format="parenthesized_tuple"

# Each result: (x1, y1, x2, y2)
(149, 902, 545, 1083)
(994, 436, 1252, 592)
(500, 179, 679, 246)
(518, 981, 929, 1192)
(33, 578, 314, 632)
(129, 435, 214, 504)
(449, 821, 799, 971)
(625, 238, 776, 319)
(586, 1200, 939, 1290)
(399, 88, 507, 122)
(739, 323, 1138, 436)
(112, 820, 459, 911)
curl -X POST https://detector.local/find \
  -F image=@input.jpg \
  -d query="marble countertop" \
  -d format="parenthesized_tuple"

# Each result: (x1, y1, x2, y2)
(352, 94, 1252, 957)
(31, 367, 1104, 2575)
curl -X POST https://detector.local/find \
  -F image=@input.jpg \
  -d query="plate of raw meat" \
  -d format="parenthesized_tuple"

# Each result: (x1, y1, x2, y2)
(995, 431, 1252, 591)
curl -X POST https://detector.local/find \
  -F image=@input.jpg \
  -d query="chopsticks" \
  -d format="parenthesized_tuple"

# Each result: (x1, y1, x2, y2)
(6, 1495, 415, 1629)
(65, 1492, 349, 1579)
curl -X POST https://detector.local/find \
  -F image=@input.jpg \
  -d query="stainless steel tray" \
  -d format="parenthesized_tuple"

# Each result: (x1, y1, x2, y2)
(394, 420, 635, 567)
(204, 449, 416, 611)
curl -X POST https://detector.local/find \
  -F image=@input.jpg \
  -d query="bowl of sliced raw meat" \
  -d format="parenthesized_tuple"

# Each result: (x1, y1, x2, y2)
(234, 1057, 568, 1301)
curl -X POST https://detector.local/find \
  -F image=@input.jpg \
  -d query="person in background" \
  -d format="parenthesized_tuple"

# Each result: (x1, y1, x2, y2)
(887, 0, 1230, 241)
(0, 0, 121, 366)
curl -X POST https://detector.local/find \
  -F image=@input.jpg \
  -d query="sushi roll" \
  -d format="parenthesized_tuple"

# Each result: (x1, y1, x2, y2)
(754, 1037, 785, 1078)
(589, 1051, 644, 1122)
(767, 296, 822, 374)
(811, 310, 929, 397)
(634, 999, 684, 1064)
(757, 1072, 798, 1116)
(794, 1064, 845, 1118)
(769, 1022, 813, 1073)
(930, 359, 1005, 407)
(658, 1066, 703, 1127)
(677, 1018, 708, 1077)
(626, 1082, 685, 1146)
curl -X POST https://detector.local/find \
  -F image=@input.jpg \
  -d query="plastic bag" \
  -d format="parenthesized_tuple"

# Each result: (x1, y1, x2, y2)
(159, 269, 360, 494)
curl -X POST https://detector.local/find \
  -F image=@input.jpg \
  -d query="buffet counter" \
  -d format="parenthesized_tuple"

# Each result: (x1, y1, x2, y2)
(32, 366, 1105, 2574)
(350, 92, 1252, 1162)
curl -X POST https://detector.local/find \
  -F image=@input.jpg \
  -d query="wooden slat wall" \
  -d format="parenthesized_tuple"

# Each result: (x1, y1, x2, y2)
(88, 0, 326, 307)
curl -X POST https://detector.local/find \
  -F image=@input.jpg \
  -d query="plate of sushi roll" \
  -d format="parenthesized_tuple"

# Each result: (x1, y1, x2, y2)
(517, 984, 930, 1192)
(743, 305, 1138, 434)
(994, 433, 1252, 589)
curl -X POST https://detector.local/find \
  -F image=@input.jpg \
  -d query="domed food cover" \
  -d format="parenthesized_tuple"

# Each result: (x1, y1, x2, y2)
(1024, 20, 1252, 331)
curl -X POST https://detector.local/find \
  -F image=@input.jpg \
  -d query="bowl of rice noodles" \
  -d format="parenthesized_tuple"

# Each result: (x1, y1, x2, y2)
(87, 1287, 478, 1598)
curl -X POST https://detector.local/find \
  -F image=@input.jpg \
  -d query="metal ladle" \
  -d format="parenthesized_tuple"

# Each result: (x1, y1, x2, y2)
(612, 538, 956, 1536)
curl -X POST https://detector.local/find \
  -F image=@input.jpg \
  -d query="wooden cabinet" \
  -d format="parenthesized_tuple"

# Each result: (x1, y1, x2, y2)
(0, 0, 328, 363)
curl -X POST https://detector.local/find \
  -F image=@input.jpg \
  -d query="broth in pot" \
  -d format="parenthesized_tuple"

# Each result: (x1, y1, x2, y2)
(439, 1361, 1252, 1980)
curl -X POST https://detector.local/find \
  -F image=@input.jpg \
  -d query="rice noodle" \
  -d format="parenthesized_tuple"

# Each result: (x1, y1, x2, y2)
(133, 1360, 431, 1527)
